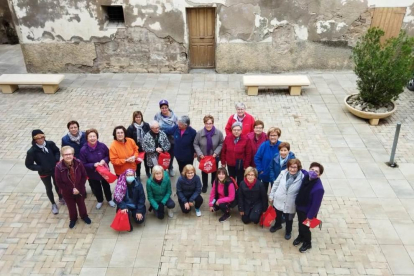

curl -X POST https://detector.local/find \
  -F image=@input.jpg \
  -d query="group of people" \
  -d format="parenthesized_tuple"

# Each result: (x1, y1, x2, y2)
(25, 100, 324, 252)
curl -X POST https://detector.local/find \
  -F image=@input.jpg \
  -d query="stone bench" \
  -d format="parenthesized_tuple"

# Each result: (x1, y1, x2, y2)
(243, 75, 311, 96)
(0, 74, 65, 94)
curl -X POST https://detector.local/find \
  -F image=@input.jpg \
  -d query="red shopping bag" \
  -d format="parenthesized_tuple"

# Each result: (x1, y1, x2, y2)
(96, 165, 117, 183)
(158, 152, 171, 170)
(135, 152, 145, 164)
(198, 156, 217, 173)
(302, 218, 322, 229)
(110, 210, 131, 232)
(259, 206, 277, 227)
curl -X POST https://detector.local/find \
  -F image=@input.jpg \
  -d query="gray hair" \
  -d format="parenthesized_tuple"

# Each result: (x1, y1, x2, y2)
(235, 102, 246, 110)
(231, 122, 243, 130)
(149, 120, 159, 129)
(178, 115, 190, 126)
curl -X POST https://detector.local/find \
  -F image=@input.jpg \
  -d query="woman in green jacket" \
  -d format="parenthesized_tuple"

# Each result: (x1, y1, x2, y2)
(146, 165, 176, 219)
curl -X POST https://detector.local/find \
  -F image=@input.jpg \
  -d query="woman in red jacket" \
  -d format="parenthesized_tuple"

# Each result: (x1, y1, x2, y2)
(224, 102, 255, 136)
(221, 122, 252, 185)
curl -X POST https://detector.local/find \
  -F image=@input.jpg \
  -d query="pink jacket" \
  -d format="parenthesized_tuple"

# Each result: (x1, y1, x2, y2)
(209, 181, 235, 206)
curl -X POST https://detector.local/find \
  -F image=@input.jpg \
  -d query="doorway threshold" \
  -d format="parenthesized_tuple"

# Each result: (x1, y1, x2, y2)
(189, 69, 216, 74)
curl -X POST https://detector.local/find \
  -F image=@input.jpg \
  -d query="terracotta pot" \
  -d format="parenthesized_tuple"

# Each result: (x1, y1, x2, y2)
(344, 94, 396, 126)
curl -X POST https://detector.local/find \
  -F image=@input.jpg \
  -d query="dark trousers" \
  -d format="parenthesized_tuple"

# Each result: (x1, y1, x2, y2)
(177, 159, 194, 175)
(275, 208, 294, 234)
(262, 181, 270, 194)
(227, 166, 244, 186)
(213, 203, 230, 214)
(168, 144, 175, 171)
(178, 195, 203, 213)
(202, 171, 217, 189)
(154, 197, 175, 219)
(40, 174, 62, 204)
(241, 203, 263, 224)
(88, 179, 112, 203)
(136, 153, 150, 177)
(63, 194, 88, 221)
(297, 210, 311, 243)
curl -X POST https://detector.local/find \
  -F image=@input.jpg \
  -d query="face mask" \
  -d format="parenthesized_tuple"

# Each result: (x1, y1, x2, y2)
(126, 176, 135, 183)
(309, 170, 318, 180)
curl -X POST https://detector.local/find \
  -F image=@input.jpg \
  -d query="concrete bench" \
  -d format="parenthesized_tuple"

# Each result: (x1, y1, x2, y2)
(243, 75, 310, 96)
(0, 74, 65, 94)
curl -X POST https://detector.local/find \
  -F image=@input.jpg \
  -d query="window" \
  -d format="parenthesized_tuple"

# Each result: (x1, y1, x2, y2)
(102, 5, 125, 28)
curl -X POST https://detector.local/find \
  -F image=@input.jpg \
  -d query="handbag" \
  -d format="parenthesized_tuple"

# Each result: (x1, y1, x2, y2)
(135, 152, 145, 164)
(259, 206, 277, 228)
(158, 152, 171, 170)
(302, 218, 322, 229)
(96, 165, 117, 183)
(198, 156, 217, 173)
(110, 210, 131, 232)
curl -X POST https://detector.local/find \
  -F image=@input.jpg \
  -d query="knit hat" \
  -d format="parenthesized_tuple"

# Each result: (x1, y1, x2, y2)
(159, 99, 169, 107)
(32, 129, 45, 140)
(231, 122, 243, 129)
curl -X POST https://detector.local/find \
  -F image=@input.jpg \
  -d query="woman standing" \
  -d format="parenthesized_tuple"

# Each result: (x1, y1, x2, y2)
(254, 127, 282, 192)
(79, 129, 116, 209)
(55, 146, 91, 229)
(224, 102, 255, 136)
(25, 129, 63, 215)
(146, 165, 175, 219)
(114, 169, 146, 231)
(269, 159, 304, 240)
(221, 122, 252, 185)
(238, 167, 268, 225)
(142, 121, 171, 171)
(193, 115, 224, 193)
(61, 120, 86, 159)
(294, 162, 325, 253)
(246, 120, 267, 167)
(176, 165, 203, 217)
(268, 142, 296, 184)
(154, 99, 178, 177)
(126, 111, 151, 178)
(209, 167, 236, 222)
(109, 126, 139, 176)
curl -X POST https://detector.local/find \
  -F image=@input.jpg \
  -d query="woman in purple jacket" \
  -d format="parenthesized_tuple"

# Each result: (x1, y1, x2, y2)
(294, 162, 325, 253)
(79, 129, 116, 209)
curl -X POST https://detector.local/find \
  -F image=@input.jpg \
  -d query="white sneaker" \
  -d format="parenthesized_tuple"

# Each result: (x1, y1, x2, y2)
(169, 170, 175, 177)
(168, 209, 174, 218)
(195, 208, 201, 217)
(52, 204, 59, 215)
(108, 200, 116, 208)
(96, 202, 103, 209)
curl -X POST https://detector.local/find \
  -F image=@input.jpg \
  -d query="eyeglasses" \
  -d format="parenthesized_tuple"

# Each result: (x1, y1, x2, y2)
(246, 173, 256, 177)
(233, 129, 241, 132)
(289, 166, 298, 169)
(63, 153, 74, 156)
(205, 123, 213, 125)
(254, 126, 263, 130)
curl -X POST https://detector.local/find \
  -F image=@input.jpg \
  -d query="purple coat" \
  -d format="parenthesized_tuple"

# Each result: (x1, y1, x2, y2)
(296, 170, 324, 219)
(79, 141, 110, 180)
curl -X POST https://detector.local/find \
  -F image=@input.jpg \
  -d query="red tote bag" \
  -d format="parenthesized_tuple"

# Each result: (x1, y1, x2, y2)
(110, 210, 131, 232)
(96, 165, 117, 183)
(302, 218, 322, 229)
(135, 152, 145, 164)
(158, 152, 171, 170)
(260, 206, 277, 228)
(198, 156, 217, 173)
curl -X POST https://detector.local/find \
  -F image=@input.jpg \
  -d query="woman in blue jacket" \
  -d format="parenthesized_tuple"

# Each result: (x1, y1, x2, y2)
(114, 169, 146, 231)
(268, 142, 296, 185)
(61, 120, 87, 159)
(254, 127, 282, 193)
(176, 165, 203, 217)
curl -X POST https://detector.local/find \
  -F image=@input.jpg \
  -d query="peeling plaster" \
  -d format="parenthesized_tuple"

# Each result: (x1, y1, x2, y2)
(316, 20, 347, 34)
(294, 24, 308, 40)
(149, 22, 161, 30)
(404, 7, 414, 23)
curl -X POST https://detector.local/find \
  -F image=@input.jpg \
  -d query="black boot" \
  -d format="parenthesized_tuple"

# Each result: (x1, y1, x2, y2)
(269, 224, 282, 233)
(293, 236, 303, 246)
(299, 242, 312, 253)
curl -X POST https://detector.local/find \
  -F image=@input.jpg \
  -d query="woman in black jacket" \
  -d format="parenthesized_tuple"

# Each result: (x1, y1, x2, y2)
(25, 129, 63, 215)
(126, 111, 151, 178)
(238, 167, 268, 224)
(176, 165, 203, 217)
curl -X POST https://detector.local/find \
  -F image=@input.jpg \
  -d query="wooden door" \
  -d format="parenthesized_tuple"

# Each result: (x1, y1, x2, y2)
(187, 8, 215, 68)
(371, 7, 406, 43)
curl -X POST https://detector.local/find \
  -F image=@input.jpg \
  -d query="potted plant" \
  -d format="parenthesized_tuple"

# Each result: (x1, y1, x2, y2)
(345, 27, 414, 125)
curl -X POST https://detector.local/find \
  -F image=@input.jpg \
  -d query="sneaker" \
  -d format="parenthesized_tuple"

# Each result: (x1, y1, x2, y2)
(219, 213, 231, 222)
(108, 200, 116, 208)
(285, 233, 292, 240)
(52, 204, 59, 215)
(293, 237, 303, 247)
(59, 198, 66, 205)
(169, 169, 175, 177)
(168, 209, 174, 218)
(201, 186, 207, 193)
(82, 216, 92, 224)
(96, 202, 103, 209)
(299, 242, 312, 253)
(269, 225, 282, 233)
(69, 220, 77, 229)
(195, 208, 201, 217)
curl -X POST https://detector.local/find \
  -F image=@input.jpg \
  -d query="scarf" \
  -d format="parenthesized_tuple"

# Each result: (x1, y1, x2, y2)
(68, 131, 82, 145)
(285, 171, 299, 191)
(87, 142, 97, 149)
(133, 122, 145, 144)
(295, 175, 318, 207)
(204, 126, 215, 155)
(114, 169, 134, 203)
(280, 155, 288, 168)
(158, 110, 177, 127)
(234, 136, 240, 145)
(154, 177, 163, 184)
(244, 177, 257, 190)
(36, 141, 49, 153)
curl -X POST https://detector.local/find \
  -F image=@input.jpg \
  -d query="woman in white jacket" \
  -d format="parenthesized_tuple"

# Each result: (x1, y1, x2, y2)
(268, 159, 304, 240)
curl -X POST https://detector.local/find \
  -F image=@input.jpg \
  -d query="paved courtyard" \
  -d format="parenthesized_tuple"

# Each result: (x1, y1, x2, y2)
(0, 45, 414, 276)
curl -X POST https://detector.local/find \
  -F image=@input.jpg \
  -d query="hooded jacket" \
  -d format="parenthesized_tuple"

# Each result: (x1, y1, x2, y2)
(25, 140, 60, 176)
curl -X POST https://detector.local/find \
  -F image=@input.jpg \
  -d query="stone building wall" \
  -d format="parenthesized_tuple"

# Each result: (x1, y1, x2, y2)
(7, 0, 414, 73)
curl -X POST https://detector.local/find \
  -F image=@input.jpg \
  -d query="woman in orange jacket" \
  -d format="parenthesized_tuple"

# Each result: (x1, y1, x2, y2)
(110, 126, 139, 176)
